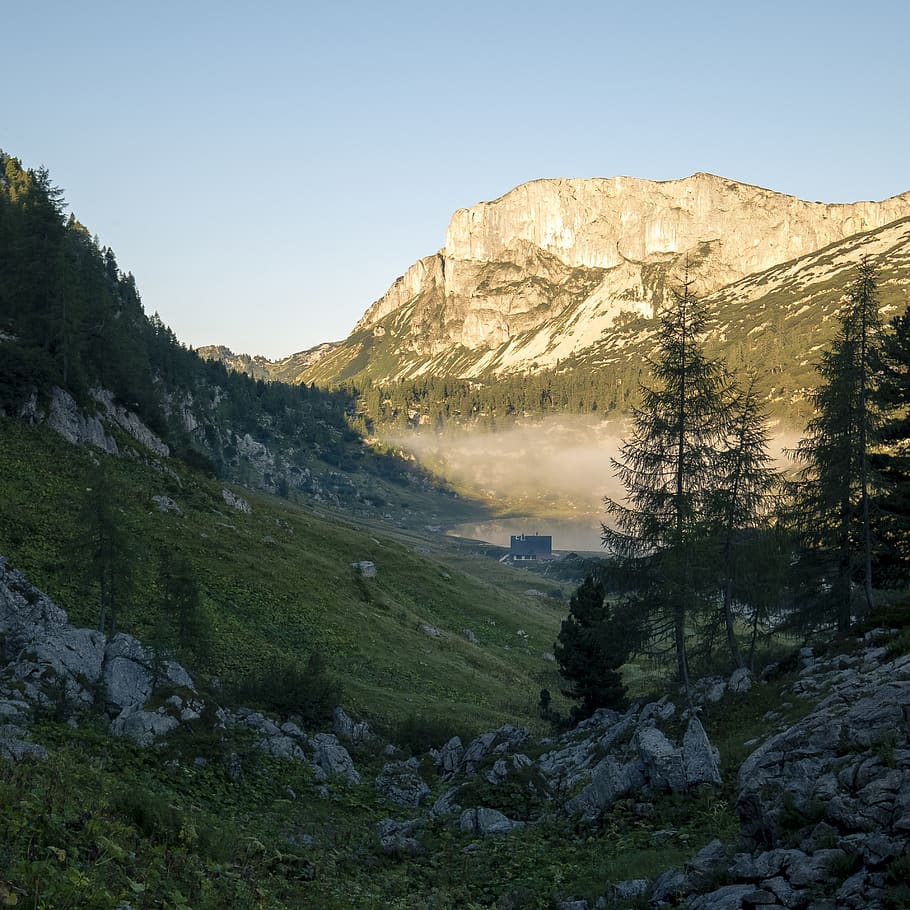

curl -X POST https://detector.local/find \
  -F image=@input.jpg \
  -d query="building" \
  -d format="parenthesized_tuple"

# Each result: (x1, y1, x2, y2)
(509, 534, 553, 561)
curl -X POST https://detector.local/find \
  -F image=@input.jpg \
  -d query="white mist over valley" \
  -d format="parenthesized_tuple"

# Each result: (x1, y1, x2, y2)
(392, 417, 803, 551)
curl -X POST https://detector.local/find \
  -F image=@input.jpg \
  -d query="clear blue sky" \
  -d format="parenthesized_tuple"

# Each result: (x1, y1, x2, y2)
(4, 0, 908, 358)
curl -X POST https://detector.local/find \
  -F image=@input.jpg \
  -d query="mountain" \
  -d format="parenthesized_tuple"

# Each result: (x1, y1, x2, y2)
(213, 174, 910, 397)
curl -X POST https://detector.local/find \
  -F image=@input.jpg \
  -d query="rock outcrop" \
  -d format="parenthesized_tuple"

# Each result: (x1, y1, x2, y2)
(0, 556, 199, 747)
(296, 174, 910, 384)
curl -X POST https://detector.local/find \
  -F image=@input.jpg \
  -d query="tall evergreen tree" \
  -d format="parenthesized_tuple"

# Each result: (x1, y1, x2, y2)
(554, 575, 631, 722)
(792, 258, 882, 629)
(710, 375, 781, 667)
(603, 267, 731, 699)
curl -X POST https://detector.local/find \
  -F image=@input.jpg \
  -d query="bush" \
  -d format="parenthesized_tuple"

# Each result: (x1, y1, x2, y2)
(390, 714, 473, 755)
(231, 652, 341, 728)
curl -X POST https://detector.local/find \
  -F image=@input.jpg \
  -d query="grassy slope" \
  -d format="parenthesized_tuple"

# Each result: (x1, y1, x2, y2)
(0, 419, 570, 732)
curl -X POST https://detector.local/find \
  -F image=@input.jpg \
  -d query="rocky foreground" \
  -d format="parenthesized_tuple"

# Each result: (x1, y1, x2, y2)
(2, 556, 908, 909)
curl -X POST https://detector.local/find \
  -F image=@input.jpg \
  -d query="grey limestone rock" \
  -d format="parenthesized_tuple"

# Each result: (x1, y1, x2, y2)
(683, 716, 722, 787)
(375, 757, 430, 807)
(728, 667, 754, 694)
(332, 706, 375, 746)
(458, 807, 523, 836)
(376, 817, 423, 856)
(47, 386, 118, 454)
(636, 726, 687, 793)
(688, 884, 764, 910)
(0, 724, 48, 762)
(437, 735, 465, 775)
(110, 709, 179, 746)
(310, 733, 360, 785)
(221, 488, 252, 513)
(431, 785, 464, 818)
(565, 756, 641, 821)
(610, 879, 650, 901)
(461, 730, 497, 773)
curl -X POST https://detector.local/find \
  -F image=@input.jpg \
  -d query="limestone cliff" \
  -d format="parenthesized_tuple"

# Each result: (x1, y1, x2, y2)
(324, 173, 910, 380)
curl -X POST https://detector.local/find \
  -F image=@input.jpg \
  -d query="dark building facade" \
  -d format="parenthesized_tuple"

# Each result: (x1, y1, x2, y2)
(509, 534, 553, 560)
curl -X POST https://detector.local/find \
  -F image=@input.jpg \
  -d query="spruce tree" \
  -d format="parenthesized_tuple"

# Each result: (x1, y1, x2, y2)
(554, 575, 630, 721)
(603, 267, 730, 699)
(793, 258, 882, 629)
(711, 375, 780, 667)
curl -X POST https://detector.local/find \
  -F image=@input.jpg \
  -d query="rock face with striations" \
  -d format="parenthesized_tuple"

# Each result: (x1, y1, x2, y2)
(329, 174, 910, 376)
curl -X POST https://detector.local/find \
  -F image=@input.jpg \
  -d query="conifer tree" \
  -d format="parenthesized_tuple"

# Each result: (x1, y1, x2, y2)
(604, 267, 730, 699)
(711, 375, 781, 667)
(554, 575, 630, 721)
(793, 258, 882, 629)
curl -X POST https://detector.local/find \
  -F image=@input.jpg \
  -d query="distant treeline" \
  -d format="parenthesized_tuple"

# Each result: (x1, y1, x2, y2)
(344, 361, 648, 435)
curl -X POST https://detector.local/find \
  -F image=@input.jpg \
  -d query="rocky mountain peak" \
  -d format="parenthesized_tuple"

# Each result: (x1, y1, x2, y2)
(333, 174, 910, 383)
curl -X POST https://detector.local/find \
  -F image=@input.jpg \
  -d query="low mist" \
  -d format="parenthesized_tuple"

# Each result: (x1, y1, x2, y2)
(392, 417, 804, 551)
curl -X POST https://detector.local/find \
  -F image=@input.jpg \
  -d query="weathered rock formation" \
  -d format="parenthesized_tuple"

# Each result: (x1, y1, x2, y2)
(292, 174, 910, 384)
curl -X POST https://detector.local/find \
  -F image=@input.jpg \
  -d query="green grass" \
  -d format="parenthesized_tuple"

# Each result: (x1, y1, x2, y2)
(0, 718, 742, 910)
(0, 420, 570, 732)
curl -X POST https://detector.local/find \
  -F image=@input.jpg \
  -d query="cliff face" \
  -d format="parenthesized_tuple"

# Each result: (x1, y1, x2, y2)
(346, 173, 910, 368)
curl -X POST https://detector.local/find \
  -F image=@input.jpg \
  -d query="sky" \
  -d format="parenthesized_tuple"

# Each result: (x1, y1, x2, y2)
(3, 0, 909, 359)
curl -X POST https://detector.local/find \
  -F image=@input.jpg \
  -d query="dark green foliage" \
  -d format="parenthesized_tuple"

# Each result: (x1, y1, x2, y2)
(873, 307, 910, 581)
(232, 652, 341, 727)
(390, 714, 472, 755)
(604, 271, 733, 694)
(554, 575, 631, 721)
(791, 259, 885, 629)
(76, 463, 138, 638)
(158, 549, 213, 669)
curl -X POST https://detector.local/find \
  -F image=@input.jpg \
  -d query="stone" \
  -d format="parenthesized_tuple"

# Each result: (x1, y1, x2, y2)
(332, 706, 375, 746)
(611, 879, 650, 902)
(437, 736, 465, 775)
(635, 726, 687, 793)
(375, 758, 430, 808)
(565, 756, 641, 821)
(683, 717, 722, 787)
(728, 667, 754, 694)
(431, 785, 463, 818)
(376, 818, 423, 856)
(46, 386, 118, 454)
(0, 724, 48, 762)
(461, 731, 497, 773)
(650, 868, 688, 905)
(310, 733, 359, 785)
(110, 709, 179, 746)
(688, 885, 761, 910)
(221, 488, 252, 513)
(151, 495, 181, 514)
(458, 807, 523, 836)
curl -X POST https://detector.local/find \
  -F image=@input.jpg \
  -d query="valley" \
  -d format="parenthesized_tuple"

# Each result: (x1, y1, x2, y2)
(2, 149, 910, 909)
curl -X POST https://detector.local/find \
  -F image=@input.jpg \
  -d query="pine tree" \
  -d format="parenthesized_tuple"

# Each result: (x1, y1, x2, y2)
(603, 267, 731, 699)
(554, 575, 631, 721)
(793, 258, 882, 629)
(711, 375, 780, 667)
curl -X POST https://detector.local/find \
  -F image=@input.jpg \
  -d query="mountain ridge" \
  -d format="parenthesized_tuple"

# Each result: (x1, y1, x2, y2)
(202, 173, 910, 393)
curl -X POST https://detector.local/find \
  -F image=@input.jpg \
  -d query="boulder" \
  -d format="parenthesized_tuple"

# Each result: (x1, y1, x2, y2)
(459, 807, 523, 836)
(332, 706, 375, 746)
(376, 818, 423, 856)
(636, 726, 687, 793)
(683, 717, 722, 787)
(437, 735, 465, 775)
(565, 756, 642, 821)
(0, 724, 48, 762)
(728, 667, 754, 694)
(375, 758, 430, 807)
(310, 733, 360, 785)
